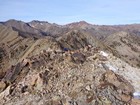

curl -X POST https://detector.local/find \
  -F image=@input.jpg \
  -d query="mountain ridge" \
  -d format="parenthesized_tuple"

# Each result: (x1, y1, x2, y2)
(0, 19, 140, 104)
(0, 19, 140, 67)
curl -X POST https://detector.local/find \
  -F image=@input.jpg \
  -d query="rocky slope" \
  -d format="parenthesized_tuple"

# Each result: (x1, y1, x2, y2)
(29, 20, 69, 37)
(26, 20, 140, 67)
(0, 45, 139, 105)
(1, 19, 48, 38)
(104, 31, 140, 67)
(0, 24, 62, 80)
(0, 19, 140, 105)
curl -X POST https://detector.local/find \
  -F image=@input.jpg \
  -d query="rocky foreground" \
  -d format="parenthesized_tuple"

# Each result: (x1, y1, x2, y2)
(0, 45, 140, 105)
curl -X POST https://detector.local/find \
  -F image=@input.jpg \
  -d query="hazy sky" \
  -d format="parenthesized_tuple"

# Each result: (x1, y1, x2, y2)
(0, 0, 140, 25)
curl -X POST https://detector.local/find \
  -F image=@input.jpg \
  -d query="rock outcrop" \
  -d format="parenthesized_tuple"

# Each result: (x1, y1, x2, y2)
(0, 45, 139, 105)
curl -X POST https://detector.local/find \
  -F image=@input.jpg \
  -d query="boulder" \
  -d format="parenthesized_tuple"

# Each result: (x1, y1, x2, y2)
(0, 81, 6, 92)
(98, 71, 134, 103)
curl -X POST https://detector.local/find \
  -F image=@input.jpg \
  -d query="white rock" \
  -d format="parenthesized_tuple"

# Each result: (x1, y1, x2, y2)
(85, 85, 91, 91)
(31, 25, 35, 28)
(100, 51, 108, 57)
(105, 63, 118, 72)
(0, 86, 11, 99)
(133, 92, 140, 99)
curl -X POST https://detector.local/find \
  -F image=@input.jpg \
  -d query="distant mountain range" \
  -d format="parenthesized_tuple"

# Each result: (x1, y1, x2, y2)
(0, 19, 139, 69)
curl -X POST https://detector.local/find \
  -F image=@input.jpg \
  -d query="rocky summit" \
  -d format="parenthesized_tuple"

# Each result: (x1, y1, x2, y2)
(0, 20, 140, 105)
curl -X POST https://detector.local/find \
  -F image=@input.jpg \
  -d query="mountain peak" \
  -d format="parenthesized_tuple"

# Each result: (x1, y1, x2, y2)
(31, 20, 49, 24)
(6, 19, 23, 23)
(78, 20, 89, 24)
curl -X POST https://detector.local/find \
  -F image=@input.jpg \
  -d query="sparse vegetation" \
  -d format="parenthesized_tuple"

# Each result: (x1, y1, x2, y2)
(0, 48, 5, 63)
(137, 63, 140, 67)
(131, 46, 138, 52)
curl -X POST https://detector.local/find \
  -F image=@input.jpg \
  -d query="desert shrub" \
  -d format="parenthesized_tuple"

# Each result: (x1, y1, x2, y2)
(124, 55, 128, 57)
(120, 37, 127, 44)
(137, 63, 140, 67)
(131, 46, 138, 52)
(0, 48, 5, 63)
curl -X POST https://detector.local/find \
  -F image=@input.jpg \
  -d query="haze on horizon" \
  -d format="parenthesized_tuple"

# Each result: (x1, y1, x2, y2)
(0, 0, 140, 25)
